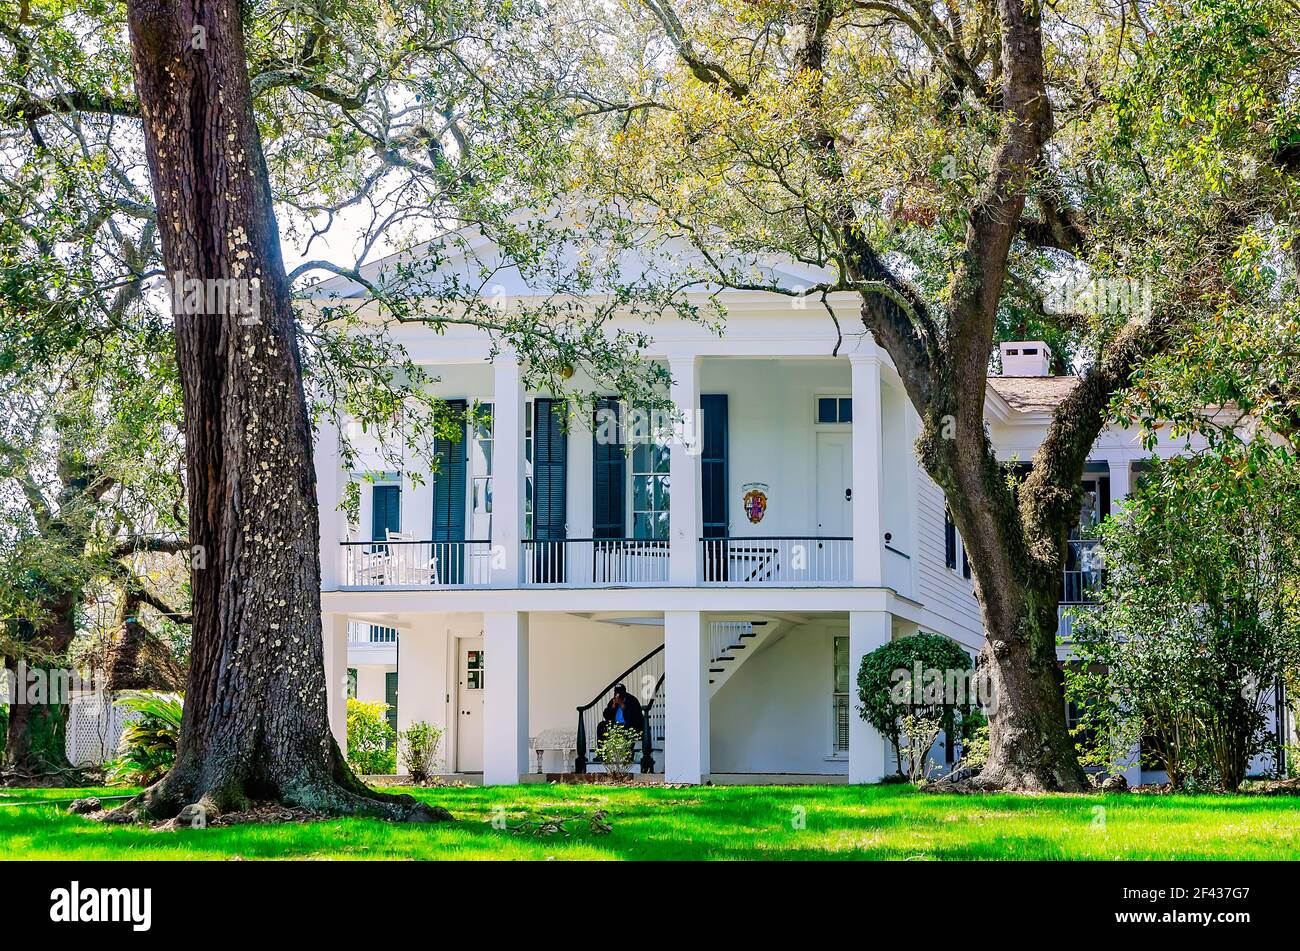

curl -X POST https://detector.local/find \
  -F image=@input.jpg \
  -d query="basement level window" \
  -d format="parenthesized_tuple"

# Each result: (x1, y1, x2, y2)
(1006, 348, 1019, 355)
(1022, 347, 1038, 355)
(817, 396, 853, 424)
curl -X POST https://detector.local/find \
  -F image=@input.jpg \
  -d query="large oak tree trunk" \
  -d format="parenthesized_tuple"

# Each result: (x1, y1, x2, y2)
(115, 0, 445, 821)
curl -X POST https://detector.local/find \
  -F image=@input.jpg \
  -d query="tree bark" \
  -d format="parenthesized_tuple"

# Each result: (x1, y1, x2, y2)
(103, 592, 186, 692)
(114, 0, 446, 822)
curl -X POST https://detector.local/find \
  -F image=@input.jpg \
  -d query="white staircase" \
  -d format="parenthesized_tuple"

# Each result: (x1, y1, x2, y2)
(707, 618, 786, 696)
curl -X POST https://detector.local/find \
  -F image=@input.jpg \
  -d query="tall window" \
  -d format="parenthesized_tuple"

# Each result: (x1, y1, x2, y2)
(833, 635, 850, 755)
(470, 403, 493, 540)
(631, 436, 670, 539)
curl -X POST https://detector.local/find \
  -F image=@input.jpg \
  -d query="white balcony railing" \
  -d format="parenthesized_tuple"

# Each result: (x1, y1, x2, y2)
(1062, 538, 1104, 604)
(521, 538, 670, 586)
(341, 540, 494, 588)
(699, 536, 853, 585)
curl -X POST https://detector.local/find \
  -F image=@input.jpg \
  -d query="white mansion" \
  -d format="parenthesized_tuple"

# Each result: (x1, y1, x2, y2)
(312, 237, 1219, 786)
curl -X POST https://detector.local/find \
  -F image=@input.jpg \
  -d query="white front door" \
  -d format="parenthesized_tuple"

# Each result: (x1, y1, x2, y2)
(455, 637, 485, 773)
(816, 431, 852, 535)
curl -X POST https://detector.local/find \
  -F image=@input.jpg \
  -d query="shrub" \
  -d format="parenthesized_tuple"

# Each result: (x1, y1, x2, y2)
(1065, 452, 1300, 791)
(594, 724, 640, 782)
(856, 632, 979, 777)
(398, 721, 445, 783)
(898, 713, 943, 784)
(346, 697, 396, 776)
(108, 691, 183, 785)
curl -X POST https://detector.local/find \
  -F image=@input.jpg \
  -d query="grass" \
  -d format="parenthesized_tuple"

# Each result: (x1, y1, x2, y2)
(2, 783, 1299, 860)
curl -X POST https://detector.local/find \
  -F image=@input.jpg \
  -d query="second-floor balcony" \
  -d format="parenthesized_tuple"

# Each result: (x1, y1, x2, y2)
(339, 536, 858, 588)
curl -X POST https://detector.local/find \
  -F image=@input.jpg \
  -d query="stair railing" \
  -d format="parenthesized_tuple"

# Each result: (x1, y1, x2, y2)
(575, 645, 665, 774)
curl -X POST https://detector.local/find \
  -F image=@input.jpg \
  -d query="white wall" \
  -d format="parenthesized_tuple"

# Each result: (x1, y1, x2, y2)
(711, 622, 848, 775)
(353, 664, 395, 705)
(699, 358, 852, 537)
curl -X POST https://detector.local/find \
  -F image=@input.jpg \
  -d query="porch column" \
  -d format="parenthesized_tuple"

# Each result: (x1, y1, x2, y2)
(322, 612, 350, 754)
(1108, 458, 1132, 512)
(668, 354, 702, 585)
(664, 610, 709, 783)
(492, 351, 525, 586)
(483, 611, 529, 785)
(850, 347, 885, 586)
(567, 403, 594, 539)
(397, 616, 449, 775)
(849, 610, 891, 783)
(1106, 458, 1139, 785)
(313, 416, 344, 590)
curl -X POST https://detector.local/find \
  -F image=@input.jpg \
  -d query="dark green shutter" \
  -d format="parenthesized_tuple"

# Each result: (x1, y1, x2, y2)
(384, 671, 398, 735)
(533, 399, 568, 581)
(371, 484, 401, 547)
(533, 399, 568, 538)
(701, 394, 728, 537)
(592, 398, 625, 538)
(432, 399, 467, 582)
(701, 394, 729, 582)
(944, 506, 957, 570)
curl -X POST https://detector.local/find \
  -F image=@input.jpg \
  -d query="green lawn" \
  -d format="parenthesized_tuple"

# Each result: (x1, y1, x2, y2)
(1, 783, 1298, 860)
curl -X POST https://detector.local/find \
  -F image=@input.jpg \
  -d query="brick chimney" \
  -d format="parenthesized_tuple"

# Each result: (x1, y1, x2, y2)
(999, 341, 1052, 376)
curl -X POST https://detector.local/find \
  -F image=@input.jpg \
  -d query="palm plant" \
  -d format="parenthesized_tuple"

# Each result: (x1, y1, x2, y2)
(107, 692, 183, 786)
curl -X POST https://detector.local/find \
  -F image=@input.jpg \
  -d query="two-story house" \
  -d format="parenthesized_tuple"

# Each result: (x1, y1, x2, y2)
(312, 237, 1226, 786)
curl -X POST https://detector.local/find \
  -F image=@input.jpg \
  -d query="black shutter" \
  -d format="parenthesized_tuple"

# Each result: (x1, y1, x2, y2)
(701, 394, 729, 582)
(533, 399, 568, 581)
(592, 398, 625, 539)
(701, 394, 728, 537)
(944, 506, 957, 570)
(372, 484, 401, 542)
(1100, 476, 1111, 519)
(432, 399, 467, 582)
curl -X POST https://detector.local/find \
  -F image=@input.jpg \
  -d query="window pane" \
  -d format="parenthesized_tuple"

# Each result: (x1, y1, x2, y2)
(632, 441, 651, 474)
(653, 475, 671, 510)
(839, 398, 853, 423)
(633, 475, 650, 510)
(633, 512, 652, 539)
(834, 636, 849, 693)
(653, 511, 670, 539)
(818, 397, 837, 423)
(654, 444, 671, 473)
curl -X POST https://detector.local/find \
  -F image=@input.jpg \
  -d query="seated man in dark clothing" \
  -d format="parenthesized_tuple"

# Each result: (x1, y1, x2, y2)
(596, 683, 645, 748)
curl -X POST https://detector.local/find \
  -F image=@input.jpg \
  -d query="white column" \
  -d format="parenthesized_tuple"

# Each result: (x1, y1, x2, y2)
(567, 403, 594, 540)
(405, 469, 433, 550)
(1108, 458, 1131, 513)
(849, 610, 891, 783)
(322, 612, 350, 754)
(397, 616, 449, 775)
(850, 349, 885, 586)
(483, 611, 529, 785)
(492, 352, 525, 586)
(668, 354, 702, 585)
(314, 417, 345, 590)
(664, 610, 709, 783)
(1108, 457, 1139, 786)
